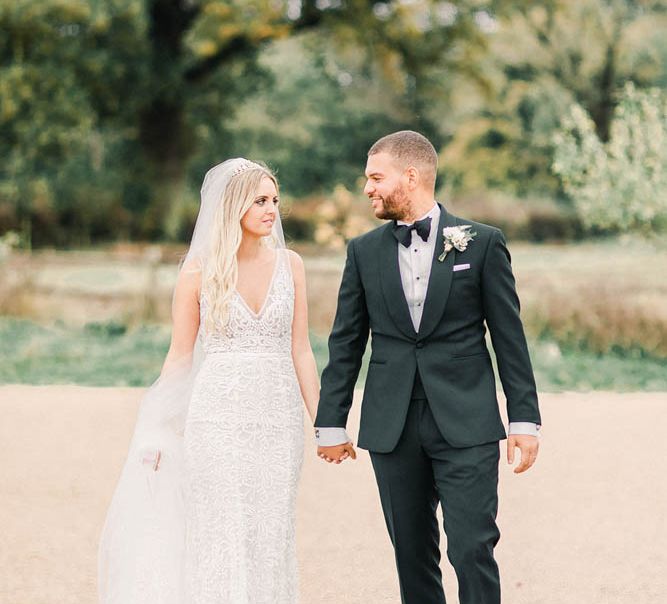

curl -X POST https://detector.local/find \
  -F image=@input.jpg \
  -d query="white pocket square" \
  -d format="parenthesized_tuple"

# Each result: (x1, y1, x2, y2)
(453, 263, 470, 272)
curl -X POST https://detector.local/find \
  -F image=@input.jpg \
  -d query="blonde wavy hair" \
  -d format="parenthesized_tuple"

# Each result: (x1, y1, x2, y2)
(200, 164, 279, 332)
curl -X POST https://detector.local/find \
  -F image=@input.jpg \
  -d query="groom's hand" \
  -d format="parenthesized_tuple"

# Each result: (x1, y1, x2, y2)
(317, 442, 357, 464)
(507, 434, 539, 474)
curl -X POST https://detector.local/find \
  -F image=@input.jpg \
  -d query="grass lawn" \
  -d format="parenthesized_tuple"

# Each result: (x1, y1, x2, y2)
(0, 318, 167, 387)
(1, 317, 665, 391)
(5, 238, 665, 357)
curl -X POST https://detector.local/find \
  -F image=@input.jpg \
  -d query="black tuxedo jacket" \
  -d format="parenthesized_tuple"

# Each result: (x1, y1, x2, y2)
(315, 204, 541, 453)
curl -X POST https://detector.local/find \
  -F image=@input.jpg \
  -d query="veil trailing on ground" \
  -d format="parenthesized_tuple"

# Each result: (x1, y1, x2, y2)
(98, 158, 287, 603)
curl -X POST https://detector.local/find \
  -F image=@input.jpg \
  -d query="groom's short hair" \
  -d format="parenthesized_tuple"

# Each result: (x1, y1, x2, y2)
(368, 130, 438, 189)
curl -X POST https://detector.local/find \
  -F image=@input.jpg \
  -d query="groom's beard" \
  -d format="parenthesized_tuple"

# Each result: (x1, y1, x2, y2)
(374, 183, 411, 221)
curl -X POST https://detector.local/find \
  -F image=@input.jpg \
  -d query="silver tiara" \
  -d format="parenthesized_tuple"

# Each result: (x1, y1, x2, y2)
(231, 159, 260, 177)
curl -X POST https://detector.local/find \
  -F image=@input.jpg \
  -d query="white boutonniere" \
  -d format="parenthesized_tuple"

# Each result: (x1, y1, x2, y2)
(438, 225, 476, 262)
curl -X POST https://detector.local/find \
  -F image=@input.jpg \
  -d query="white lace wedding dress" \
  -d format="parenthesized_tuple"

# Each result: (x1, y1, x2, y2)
(183, 248, 304, 603)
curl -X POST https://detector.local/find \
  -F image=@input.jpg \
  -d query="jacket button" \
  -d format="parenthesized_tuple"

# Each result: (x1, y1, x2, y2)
(416, 341, 424, 349)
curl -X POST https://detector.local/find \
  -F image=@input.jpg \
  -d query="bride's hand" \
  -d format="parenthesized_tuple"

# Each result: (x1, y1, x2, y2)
(141, 449, 162, 471)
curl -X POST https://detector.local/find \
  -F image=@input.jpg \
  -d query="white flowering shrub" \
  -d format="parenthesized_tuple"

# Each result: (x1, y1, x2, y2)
(553, 83, 667, 233)
(0, 231, 21, 263)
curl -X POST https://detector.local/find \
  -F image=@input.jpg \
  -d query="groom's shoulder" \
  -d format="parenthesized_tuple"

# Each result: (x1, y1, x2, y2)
(447, 211, 502, 240)
(347, 222, 389, 250)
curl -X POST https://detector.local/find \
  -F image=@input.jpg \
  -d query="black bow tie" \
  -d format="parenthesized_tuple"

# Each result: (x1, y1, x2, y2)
(392, 216, 432, 247)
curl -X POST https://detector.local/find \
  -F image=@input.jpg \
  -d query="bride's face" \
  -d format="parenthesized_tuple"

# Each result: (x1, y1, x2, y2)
(240, 176, 279, 238)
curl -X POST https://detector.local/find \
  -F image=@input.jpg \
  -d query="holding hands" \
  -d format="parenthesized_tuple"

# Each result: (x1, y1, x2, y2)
(317, 442, 357, 464)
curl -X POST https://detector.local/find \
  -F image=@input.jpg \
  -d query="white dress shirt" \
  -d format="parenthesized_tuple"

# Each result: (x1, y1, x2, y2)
(316, 203, 538, 446)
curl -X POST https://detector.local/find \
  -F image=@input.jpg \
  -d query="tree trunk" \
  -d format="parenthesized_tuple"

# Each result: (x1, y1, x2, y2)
(589, 43, 618, 143)
(138, 96, 193, 239)
(137, 0, 198, 239)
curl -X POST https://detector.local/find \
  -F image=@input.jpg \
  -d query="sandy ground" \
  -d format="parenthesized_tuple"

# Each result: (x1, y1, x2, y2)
(0, 387, 665, 604)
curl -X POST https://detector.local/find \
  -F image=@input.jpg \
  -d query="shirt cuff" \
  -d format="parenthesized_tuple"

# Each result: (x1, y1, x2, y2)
(315, 427, 351, 446)
(508, 422, 540, 437)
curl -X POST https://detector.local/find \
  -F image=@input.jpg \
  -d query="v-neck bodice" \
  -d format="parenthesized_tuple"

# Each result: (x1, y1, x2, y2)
(234, 252, 280, 318)
(199, 249, 294, 355)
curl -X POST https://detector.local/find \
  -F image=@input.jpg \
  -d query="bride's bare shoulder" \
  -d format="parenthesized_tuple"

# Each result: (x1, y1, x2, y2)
(175, 257, 203, 299)
(180, 255, 203, 273)
(285, 248, 302, 264)
(285, 248, 304, 273)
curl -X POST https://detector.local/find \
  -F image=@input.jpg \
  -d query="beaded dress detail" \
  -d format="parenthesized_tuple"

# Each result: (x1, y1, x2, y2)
(183, 249, 304, 603)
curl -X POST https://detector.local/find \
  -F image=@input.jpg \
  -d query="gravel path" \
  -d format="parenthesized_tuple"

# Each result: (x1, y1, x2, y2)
(1, 386, 665, 604)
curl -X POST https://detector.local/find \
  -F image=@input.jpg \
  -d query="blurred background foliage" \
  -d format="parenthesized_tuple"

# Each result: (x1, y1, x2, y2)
(2, 0, 665, 248)
(1, 0, 667, 388)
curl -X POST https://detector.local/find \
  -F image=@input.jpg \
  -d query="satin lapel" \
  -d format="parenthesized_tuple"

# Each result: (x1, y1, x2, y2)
(379, 224, 417, 339)
(417, 206, 458, 340)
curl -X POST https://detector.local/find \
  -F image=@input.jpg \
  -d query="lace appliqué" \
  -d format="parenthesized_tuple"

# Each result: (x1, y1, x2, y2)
(184, 249, 304, 603)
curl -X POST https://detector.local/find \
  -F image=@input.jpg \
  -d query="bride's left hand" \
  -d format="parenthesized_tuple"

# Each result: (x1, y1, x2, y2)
(141, 448, 162, 471)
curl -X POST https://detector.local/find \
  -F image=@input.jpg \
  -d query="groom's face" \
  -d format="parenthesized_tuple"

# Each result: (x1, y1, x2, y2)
(364, 152, 411, 221)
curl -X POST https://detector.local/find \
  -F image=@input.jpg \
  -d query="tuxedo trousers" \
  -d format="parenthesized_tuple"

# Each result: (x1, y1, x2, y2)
(369, 395, 501, 604)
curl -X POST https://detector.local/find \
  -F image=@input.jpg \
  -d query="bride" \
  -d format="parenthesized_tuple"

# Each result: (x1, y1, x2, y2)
(98, 158, 328, 603)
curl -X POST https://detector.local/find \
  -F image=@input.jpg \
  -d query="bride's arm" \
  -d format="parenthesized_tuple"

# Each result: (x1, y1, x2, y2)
(288, 250, 319, 424)
(160, 260, 202, 377)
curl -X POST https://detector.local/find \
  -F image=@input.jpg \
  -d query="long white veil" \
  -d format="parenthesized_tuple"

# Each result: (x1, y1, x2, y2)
(98, 158, 287, 603)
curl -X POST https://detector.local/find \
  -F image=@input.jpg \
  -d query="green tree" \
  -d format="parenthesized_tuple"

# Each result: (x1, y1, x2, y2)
(553, 83, 667, 234)
(439, 0, 667, 196)
(1, 0, 498, 246)
(0, 1, 149, 245)
(226, 34, 438, 197)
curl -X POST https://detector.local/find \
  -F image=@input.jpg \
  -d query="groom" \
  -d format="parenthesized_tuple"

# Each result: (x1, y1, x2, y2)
(314, 131, 541, 604)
